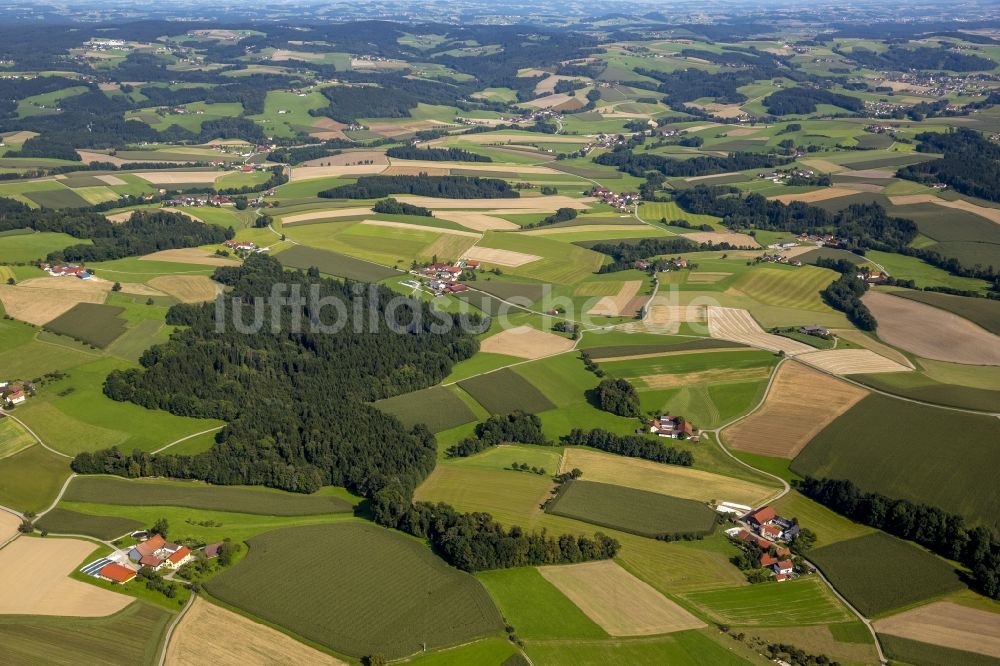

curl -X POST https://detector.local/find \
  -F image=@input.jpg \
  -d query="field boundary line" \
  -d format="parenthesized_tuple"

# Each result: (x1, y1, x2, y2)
(157, 591, 196, 666)
(0, 409, 71, 458)
(152, 425, 225, 454)
(36, 472, 77, 519)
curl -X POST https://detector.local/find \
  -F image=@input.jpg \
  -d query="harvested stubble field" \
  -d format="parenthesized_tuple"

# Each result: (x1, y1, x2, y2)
(560, 448, 777, 506)
(586, 280, 642, 316)
(808, 532, 963, 617)
(64, 476, 354, 515)
(280, 207, 374, 224)
(0, 277, 109, 325)
(0, 537, 132, 616)
(35, 507, 143, 540)
(43, 302, 127, 348)
(397, 195, 591, 210)
(463, 245, 542, 267)
(683, 231, 759, 247)
(686, 271, 731, 283)
(373, 386, 477, 433)
(140, 248, 240, 266)
(479, 325, 575, 360)
(433, 210, 519, 231)
(133, 170, 222, 185)
(890, 289, 1000, 336)
(205, 523, 504, 659)
(724, 362, 869, 458)
(537, 560, 705, 636)
(873, 602, 1000, 659)
(288, 164, 387, 181)
(708, 307, 815, 355)
(769, 187, 862, 204)
(679, 576, 853, 627)
(796, 348, 912, 375)
(0, 601, 172, 666)
(147, 275, 218, 303)
(889, 194, 1000, 224)
(792, 393, 1000, 530)
(166, 597, 346, 666)
(0, 510, 19, 544)
(458, 367, 557, 414)
(546, 480, 717, 538)
(829, 328, 913, 368)
(863, 291, 1000, 366)
(637, 365, 771, 389)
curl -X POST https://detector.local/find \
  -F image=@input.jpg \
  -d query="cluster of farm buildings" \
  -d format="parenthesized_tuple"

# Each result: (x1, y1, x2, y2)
(0, 381, 31, 405)
(589, 186, 640, 211)
(727, 505, 803, 582)
(40, 263, 93, 279)
(646, 414, 699, 441)
(81, 533, 225, 585)
(410, 258, 480, 295)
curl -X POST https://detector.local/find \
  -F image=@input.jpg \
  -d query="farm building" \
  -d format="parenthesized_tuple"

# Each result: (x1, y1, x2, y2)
(744, 505, 801, 542)
(41, 263, 91, 279)
(799, 325, 830, 337)
(128, 535, 191, 570)
(3, 388, 26, 405)
(648, 415, 695, 439)
(98, 562, 137, 584)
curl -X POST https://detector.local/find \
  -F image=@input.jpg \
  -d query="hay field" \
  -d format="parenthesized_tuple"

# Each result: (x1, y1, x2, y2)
(381, 165, 450, 176)
(687, 272, 731, 283)
(434, 211, 519, 231)
(639, 366, 771, 389)
(396, 195, 590, 210)
(798, 348, 913, 374)
(0, 278, 109, 325)
(725, 362, 869, 458)
(830, 328, 913, 368)
(479, 325, 575, 359)
(873, 602, 1000, 659)
(523, 224, 649, 236)
(464, 246, 541, 267)
(140, 248, 240, 266)
(537, 560, 704, 636)
(288, 164, 387, 181)
(801, 159, 850, 173)
(587, 280, 642, 316)
(147, 275, 219, 303)
(769, 187, 861, 204)
(302, 151, 388, 167)
(166, 597, 345, 666)
(683, 231, 759, 247)
(0, 510, 19, 544)
(561, 448, 777, 506)
(359, 219, 480, 237)
(863, 291, 1000, 366)
(0, 537, 132, 616)
(95, 174, 127, 186)
(281, 207, 374, 224)
(708, 307, 815, 355)
(132, 171, 221, 185)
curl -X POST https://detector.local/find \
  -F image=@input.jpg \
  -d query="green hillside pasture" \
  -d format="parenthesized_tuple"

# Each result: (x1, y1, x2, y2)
(408, 638, 521, 665)
(0, 417, 37, 460)
(853, 371, 1000, 413)
(470, 278, 548, 305)
(475, 232, 605, 285)
(791, 394, 1000, 531)
(771, 491, 875, 549)
(63, 476, 355, 515)
(546, 480, 717, 538)
(12, 357, 223, 455)
(583, 338, 742, 358)
(458, 368, 557, 415)
(477, 567, 608, 640)
(274, 244, 401, 282)
(808, 532, 963, 617)
(890, 288, 1000, 335)
(43, 303, 128, 348)
(864, 250, 990, 293)
(24, 187, 91, 209)
(373, 386, 478, 433)
(451, 445, 564, 475)
(797, 247, 869, 266)
(680, 576, 853, 627)
(206, 523, 504, 659)
(0, 231, 86, 263)
(886, 202, 1000, 246)
(35, 507, 143, 539)
(0, 444, 72, 514)
(0, 601, 171, 666)
(730, 265, 838, 313)
(879, 634, 1000, 666)
(525, 629, 751, 666)
(639, 200, 723, 229)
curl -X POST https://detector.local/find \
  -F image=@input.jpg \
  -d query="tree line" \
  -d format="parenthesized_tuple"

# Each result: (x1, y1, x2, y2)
(372, 198, 433, 217)
(385, 146, 492, 163)
(562, 429, 693, 466)
(319, 174, 519, 200)
(594, 147, 793, 179)
(795, 476, 1000, 599)
(815, 258, 878, 331)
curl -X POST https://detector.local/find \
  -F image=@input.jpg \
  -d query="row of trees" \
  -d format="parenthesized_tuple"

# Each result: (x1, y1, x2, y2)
(372, 198, 433, 217)
(594, 147, 792, 179)
(385, 146, 492, 163)
(562, 429, 694, 466)
(319, 175, 519, 200)
(523, 207, 577, 229)
(815, 258, 878, 331)
(795, 476, 1000, 598)
(445, 412, 549, 457)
